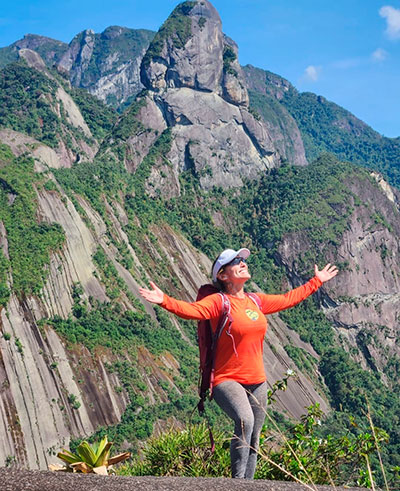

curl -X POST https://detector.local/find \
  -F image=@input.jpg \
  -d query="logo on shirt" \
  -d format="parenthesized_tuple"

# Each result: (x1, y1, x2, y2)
(245, 309, 259, 321)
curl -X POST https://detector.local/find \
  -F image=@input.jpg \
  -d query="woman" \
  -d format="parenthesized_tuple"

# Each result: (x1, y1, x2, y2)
(139, 248, 338, 479)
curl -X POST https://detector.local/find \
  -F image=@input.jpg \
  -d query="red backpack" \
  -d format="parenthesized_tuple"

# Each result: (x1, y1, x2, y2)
(196, 284, 262, 414)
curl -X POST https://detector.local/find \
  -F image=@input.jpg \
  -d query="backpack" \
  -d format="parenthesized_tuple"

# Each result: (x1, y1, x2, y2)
(196, 284, 262, 414)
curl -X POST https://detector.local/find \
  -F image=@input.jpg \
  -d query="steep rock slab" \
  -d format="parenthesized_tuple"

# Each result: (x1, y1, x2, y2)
(0, 188, 128, 469)
(242, 65, 308, 167)
(0, 294, 95, 469)
(278, 173, 400, 379)
(0, 129, 64, 171)
(132, 0, 281, 193)
(162, 88, 274, 189)
(15, 50, 98, 166)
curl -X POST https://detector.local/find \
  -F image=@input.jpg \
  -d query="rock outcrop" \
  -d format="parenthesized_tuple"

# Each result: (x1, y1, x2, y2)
(15, 49, 98, 166)
(242, 65, 308, 167)
(0, 34, 68, 69)
(123, 0, 283, 193)
(57, 27, 154, 106)
(277, 172, 400, 382)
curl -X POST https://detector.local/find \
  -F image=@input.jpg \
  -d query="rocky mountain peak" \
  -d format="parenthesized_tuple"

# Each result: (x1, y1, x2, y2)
(55, 27, 154, 106)
(14, 34, 66, 53)
(141, 1, 223, 93)
(124, 1, 282, 193)
(140, 0, 248, 106)
(57, 29, 95, 85)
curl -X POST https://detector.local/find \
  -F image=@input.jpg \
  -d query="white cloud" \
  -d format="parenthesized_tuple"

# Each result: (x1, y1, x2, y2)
(371, 48, 388, 61)
(379, 5, 400, 39)
(303, 65, 321, 82)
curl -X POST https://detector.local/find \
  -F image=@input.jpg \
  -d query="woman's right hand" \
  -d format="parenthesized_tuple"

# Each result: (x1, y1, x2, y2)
(139, 281, 164, 304)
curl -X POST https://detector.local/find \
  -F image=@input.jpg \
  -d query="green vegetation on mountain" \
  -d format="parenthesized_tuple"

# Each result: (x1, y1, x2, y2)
(0, 61, 60, 147)
(281, 89, 400, 187)
(0, 144, 65, 296)
(69, 86, 117, 140)
(118, 404, 389, 488)
(0, 47, 19, 70)
(49, 282, 202, 447)
(0, 58, 118, 151)
(0, 250, 9, 308)
(142, 1, 196, 68)
(245, 66, 400, 187)
(223, 44, 237, 76)
(0, 35, 68, 70)
(54, 154, 127, 218)
(106, 97, 147, 145)
(320, 348, 400, 469)
(247, 89, 300, 163)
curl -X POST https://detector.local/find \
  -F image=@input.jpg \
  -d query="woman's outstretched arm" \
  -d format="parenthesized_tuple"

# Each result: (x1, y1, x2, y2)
(259, 263, 338, 315)
(139, 282, 221, 320)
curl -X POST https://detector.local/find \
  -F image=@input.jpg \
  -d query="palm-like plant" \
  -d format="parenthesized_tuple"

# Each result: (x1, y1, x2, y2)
(49, 435, 130, 474)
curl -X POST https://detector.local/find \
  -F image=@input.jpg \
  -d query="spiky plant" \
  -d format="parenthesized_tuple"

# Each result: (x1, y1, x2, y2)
(49, 435, 130, 474)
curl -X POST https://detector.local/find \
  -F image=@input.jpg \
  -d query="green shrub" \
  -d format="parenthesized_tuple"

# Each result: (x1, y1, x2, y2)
(118, 423, 231, 477)
(256, 404, 388, 488)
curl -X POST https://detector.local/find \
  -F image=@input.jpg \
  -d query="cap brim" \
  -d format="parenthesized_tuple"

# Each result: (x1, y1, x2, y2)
(236, 248, 250, 259)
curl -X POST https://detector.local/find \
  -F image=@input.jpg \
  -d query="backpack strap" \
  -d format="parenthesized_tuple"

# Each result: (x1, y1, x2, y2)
(209, 293, 232, 397)
(246, 292, 262, 310)
(215, 292, 231, 338)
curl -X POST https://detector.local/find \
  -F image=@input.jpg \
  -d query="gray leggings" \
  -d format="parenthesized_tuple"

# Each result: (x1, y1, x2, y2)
(213, 380, 268, 479)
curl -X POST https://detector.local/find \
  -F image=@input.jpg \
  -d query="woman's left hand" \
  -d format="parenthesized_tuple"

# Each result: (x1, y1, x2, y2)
(315, 263, 338, 283)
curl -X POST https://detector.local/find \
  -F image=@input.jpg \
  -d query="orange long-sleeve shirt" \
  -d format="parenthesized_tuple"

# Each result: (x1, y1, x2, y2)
(160, 276, 322, 386)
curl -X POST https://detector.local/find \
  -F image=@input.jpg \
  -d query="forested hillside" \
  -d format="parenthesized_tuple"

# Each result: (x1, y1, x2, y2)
(0, 0, 399, 487)
(244, 64, 400, 187)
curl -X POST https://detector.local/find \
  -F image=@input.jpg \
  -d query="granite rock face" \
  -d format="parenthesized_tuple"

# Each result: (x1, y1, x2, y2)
(58, 30, 96, 86)
(129, 0, 282, 194)
(141, 1, 223, 93)
(57, 27, 154, 106)
(17, 49, 98, 166)
(277, 173, 400, 381)
(242, 65, 308, 167)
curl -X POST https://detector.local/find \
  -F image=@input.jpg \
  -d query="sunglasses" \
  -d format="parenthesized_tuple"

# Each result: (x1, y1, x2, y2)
(218, 257, 246, 275)
(227, 257, 247, 267)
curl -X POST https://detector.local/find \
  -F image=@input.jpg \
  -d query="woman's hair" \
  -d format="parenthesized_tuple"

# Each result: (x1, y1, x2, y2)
(211, 256, 226, 291)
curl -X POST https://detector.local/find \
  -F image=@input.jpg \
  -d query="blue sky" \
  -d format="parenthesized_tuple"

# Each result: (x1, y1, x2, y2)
(1, 0, 399, 137)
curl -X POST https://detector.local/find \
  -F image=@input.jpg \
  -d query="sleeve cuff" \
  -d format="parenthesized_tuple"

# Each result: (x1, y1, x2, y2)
(312, 276, 323, 288)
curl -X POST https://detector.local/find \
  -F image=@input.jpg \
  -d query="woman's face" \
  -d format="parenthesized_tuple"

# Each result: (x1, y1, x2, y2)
(217, 257, 251, 285)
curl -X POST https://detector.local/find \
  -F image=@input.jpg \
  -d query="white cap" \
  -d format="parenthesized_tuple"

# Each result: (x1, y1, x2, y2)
(212, 248, 250, 282)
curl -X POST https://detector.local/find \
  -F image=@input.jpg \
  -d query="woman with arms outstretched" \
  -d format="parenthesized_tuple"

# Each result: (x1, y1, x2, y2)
(139, 248, 338, 479)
